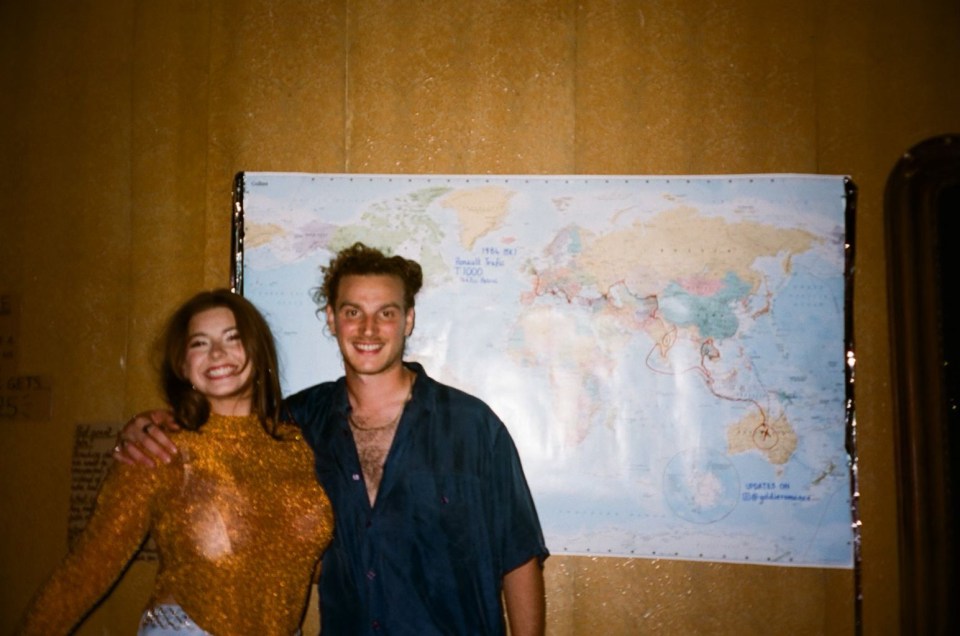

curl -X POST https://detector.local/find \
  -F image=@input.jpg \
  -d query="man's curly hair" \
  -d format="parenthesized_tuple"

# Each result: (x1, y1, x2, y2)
(313, 242, 423, 313)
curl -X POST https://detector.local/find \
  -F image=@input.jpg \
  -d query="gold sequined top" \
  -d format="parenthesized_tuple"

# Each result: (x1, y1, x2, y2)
(19, 413, 334, 635)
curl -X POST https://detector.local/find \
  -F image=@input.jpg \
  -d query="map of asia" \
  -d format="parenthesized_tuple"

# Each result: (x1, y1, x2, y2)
(235, 172, 855, 568)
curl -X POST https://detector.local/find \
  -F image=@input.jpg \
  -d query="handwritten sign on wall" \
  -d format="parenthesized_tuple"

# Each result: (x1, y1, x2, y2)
(0, 293, 52, 421)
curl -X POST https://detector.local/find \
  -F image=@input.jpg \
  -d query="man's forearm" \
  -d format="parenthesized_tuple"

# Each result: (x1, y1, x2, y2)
(503, 557, 546, 636)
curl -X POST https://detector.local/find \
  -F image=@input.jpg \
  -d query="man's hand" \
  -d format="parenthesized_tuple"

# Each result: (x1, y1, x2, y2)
(113, 409, 181, 467)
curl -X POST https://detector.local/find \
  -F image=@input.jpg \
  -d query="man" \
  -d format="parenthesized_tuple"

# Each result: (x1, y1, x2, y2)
(118, 242, 548, 635)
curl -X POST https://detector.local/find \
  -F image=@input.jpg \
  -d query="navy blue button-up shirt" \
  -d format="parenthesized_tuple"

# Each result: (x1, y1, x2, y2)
(285, 362, 548, 635)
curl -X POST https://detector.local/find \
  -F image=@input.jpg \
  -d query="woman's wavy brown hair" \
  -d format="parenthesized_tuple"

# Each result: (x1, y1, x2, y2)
(157, 289, 284, 436)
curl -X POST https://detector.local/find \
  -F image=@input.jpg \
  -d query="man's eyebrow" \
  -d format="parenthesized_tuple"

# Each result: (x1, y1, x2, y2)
(336, 300, 403, 311)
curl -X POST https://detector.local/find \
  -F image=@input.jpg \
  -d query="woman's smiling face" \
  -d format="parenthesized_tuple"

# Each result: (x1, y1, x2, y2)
(182, 306, 253, 415)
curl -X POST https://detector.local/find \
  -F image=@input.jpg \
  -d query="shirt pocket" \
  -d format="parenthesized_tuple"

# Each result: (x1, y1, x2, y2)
(406, 470, 485, 555)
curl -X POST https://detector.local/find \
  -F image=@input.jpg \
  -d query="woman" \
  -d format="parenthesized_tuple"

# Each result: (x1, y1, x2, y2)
(19, 289, 334, 635)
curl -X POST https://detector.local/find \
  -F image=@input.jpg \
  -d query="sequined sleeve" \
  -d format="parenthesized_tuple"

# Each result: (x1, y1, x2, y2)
(18, 460, 159, 635)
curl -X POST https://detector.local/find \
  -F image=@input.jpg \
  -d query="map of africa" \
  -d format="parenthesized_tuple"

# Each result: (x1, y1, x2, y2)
(238, 172, 854, 568)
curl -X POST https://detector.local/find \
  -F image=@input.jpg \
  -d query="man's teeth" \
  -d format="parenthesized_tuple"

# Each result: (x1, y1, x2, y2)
(356, 343, 381, 352)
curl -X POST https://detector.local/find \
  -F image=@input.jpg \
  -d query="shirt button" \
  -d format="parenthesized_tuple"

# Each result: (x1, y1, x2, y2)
(372, 620, 381, 630)
(352, 473, 361, 481)
(366, 569, 376, 580)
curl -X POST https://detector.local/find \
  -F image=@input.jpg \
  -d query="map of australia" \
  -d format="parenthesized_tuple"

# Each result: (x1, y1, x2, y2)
(240, 173, 854, 568)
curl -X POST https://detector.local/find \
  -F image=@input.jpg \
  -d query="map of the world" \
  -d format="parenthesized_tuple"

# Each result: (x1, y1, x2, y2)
(236, 172, 855, 568)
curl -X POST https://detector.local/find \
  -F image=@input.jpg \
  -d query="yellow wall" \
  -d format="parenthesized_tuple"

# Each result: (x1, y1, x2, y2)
(2, 1, 958, 634)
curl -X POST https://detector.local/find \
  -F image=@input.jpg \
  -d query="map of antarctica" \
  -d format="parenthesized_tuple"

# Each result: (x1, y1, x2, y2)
(238, 172, 854, 568)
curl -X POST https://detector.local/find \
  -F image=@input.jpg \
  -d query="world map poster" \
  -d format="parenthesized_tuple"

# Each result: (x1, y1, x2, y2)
(234, 172, 856, 568)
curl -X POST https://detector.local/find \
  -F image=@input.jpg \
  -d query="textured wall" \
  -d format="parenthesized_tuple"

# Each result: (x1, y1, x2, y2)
(2, 1, 959, 634)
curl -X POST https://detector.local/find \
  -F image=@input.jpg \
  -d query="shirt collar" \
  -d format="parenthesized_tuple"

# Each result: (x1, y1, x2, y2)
(331, 361, 433, 419)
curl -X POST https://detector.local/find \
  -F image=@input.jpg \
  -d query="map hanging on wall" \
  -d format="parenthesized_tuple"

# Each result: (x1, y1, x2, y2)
(233, 172, 856, 568)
